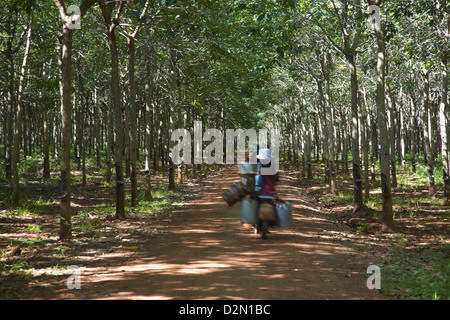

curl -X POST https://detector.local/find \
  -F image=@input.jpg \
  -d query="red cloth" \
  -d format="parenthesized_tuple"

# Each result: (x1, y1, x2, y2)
(261, 173, 279, 194)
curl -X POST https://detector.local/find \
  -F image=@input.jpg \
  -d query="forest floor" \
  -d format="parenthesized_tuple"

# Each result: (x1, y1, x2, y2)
(0, 161, 449, 300)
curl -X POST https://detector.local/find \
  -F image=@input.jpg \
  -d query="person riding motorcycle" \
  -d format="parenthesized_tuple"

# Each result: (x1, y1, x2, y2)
(254, 148, 279, 238)
(256, 148, 279, 197)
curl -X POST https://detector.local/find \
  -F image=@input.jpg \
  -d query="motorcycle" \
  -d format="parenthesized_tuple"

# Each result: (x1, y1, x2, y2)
(240, 193, 292, 240)
(253, 194, 277, 239)
(223, 161, 292, 240)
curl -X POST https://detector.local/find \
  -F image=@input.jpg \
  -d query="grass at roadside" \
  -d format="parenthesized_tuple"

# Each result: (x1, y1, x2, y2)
(380, 242, 449, 300)
(0, 152, 187, 298)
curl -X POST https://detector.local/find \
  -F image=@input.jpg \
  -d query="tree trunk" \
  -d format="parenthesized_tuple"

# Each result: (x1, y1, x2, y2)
(169, 156, 175, 190)
(300, 98, 313, 179)
(128, 37, 138, 207)
(4, 19, 18, 182)
(12, 14, 33, 206)
(53, 0, 96, 238)
(42, 110, 50, 179)
(340, 109, 349, 174)
(422, 71, 436, 198)
(94, 88, 101, 169)
(105, 98, 113, 182)
(361, 88, 370, 201)
(58, 26, 74, 239)
(111, 31, 125, 219)
(370, 115, 377, 181)
(399, 102, 406, 172)
(53, 112, 60, 163)
(326, 89, 336, 194)
(372, 1, 394, 232)
(40, 62, 51, 179)
(101, 1, 126, 219)
(144, 67, 153, 200)
(386, 89, 397, 188)
(346, 53, 364, 214)
(410, 94, 418, 173)
(77, 70, 86, 187)
(317, 79, 330, 184)
(320, 52, 336, 194)
(440, 58, 449, 205)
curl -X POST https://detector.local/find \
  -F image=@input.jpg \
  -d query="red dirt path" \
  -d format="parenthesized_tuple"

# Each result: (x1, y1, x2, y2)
(39, 165, 386, 300)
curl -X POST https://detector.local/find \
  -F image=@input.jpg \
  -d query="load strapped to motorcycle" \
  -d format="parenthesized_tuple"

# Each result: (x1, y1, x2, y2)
(240, 198, 293, 227)
(222, 159, 293, 239)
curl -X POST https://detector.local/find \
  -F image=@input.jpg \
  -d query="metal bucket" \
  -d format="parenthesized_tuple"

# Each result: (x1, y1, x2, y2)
(222, 183, 247, 207)
(241, 198, 259, 224)
(275, 201, 293, 227)
(238, 162, 257, 174)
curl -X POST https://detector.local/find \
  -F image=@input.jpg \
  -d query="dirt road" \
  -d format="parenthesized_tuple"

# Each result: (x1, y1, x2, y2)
(51, 165, 385, 300)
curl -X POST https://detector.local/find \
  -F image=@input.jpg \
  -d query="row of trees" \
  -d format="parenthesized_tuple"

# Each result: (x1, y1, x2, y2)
(1, 0, 448, 239)
(259, 0, 449, 232)
(1, 0, 274, 239)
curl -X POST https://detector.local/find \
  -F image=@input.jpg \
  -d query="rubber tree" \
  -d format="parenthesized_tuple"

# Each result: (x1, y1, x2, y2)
(12, 11, 33, 206)
(436, 0, 450, 205)
(309, 0, 365, 213)
(99, 0, 126, 219)
(368, 0, 394, 232)
(421, 69, 437, 198)
(122, 0, 150, 207)
(440, 58, 449, 205)
(53, 0, 97, 239)
(2, 5, 29, 183)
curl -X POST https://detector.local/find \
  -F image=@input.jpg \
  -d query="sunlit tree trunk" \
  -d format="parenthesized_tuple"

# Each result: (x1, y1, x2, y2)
(57, 25, 74, 239)
(42, 110, 50, 179)
(93, 88, 101, 169)
(101, 2, 126, 219)
(128, 37, 138, 207)
(144, 67, 153, 200)
(53, 0, 96, 240)
(105, 95, 113, 182)
(76, 69, 86, 187)
(386, 89, 397, 188)
(399, 100, 406, 172)
(317, 79, 330, 184)
(361, 87, 370, 201)
(346, 52, 364, 213)
(300, 97, 313, 179)
(322, 52, 336, 194)
(440, 57, 449, 205)
(410, 92, 418, 173)
(421, 70, 436, 198)
(12, 13, 33, 206)
(3, 13, 23, 182)
(40, 61, 51, 180)
(370, 0, 394, 231)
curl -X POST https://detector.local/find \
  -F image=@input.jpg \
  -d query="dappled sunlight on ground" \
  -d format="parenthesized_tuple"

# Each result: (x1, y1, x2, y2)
(2, 165, 388, 300)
